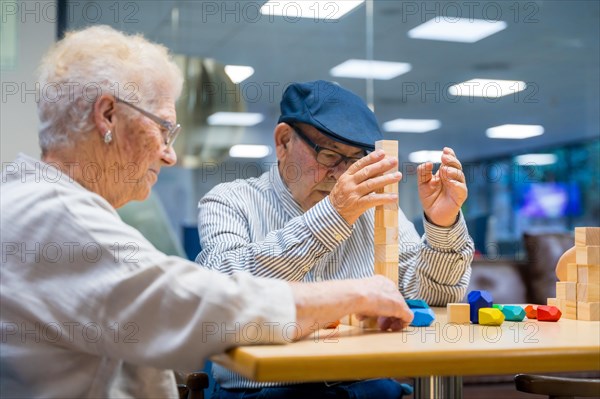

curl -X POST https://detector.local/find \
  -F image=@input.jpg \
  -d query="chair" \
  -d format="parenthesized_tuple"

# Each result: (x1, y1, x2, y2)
(514, 374, 600, 399)
(178, 372, 210, 399)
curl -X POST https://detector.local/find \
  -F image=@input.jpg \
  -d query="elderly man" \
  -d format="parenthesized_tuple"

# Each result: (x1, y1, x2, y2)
(0, 30, 413, 398)
(196, 80, 474, 398)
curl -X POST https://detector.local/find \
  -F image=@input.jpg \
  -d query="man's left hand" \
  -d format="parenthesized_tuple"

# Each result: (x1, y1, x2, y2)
(417, 147, 467, 227)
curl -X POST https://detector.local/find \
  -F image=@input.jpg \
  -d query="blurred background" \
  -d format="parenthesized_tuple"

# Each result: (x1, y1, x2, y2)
(2, 0, 599, 260)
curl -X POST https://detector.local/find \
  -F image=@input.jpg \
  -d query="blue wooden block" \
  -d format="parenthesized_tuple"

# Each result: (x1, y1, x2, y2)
(406, 299, 429, 309)
(501, 305, 526, 322)
(467, 290, 493, 324)
(410, 308, 435, 327)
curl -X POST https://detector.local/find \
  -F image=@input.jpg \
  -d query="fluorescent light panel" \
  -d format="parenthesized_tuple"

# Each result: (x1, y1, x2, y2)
(449, 79, 526, 98)
(486, 124, 544, 139)
(515, 154, 557, 166)
(408, 17, 507, 43)
(409, 150, 443, 163)
(260, 0, 364, 20)
(229, 145, 272, 158)
(225, 65, 255, 84)
(207, 112, 264, 126)
(330, 59, 411, 80)
(383, 119, 441, 133)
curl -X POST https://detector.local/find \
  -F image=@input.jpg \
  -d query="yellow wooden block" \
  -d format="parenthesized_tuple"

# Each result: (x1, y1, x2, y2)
(577, 283, 600, 302)
(374, 262, 398, 283)
(374, 227, 398, 245)
(375, 245, 399, 263)
(577, 265, 600, 285)
(375, 209, 398, 228)
(567, 263, 578, 282)
(576, 246, 600, 265)
(556, 281, 577, 301)
(575, 227, 600, 247)
(577, 302, 600, 321)
(479, 308, 505, 326)
(447, 303, 470, 324)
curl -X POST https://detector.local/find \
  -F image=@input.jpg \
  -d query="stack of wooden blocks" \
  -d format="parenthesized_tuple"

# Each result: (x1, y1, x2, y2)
(373, 140, 399, 285)
(549, 227, 600, 321)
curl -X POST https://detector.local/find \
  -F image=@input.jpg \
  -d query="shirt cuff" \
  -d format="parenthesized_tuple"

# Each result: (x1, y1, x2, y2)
(423, 211, 470, 250)
(303, 197, 352, 251)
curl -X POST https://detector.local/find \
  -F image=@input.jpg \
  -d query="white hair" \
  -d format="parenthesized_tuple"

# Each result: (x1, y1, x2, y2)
(36, 25, 183, 153)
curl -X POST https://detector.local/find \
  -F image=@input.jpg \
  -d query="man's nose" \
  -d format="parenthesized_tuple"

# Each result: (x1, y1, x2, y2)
(162, 145, 177, 166)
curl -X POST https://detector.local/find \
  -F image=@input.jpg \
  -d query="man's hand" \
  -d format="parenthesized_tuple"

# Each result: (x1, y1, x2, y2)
(417, 147, 467, 227)
(290, 275, 413, 337)
(329, 150, 401, 225)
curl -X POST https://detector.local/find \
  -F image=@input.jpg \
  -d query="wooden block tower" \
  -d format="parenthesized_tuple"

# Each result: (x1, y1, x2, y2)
(349, 140, 399, 329)
(549, 227, 600, 321)
(373, 140, 399, 285)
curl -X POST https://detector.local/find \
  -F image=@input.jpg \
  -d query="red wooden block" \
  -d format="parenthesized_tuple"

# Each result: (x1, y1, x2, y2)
(537, 305, 562, 322)
(326, 320, 340, 329)
(525, 304, 537, 319)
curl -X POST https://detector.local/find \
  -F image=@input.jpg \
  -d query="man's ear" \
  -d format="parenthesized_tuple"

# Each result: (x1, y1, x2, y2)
(93, 94, 116, 138)
(274, 123, 293, 161)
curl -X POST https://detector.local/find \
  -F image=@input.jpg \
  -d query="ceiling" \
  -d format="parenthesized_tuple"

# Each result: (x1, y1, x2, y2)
(68, 0, 600, 163)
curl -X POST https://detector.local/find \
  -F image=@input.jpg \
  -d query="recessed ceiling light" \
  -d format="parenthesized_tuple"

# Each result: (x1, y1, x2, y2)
(207, 112, 264, 126)
(486, 124, 544, 139)
(260, 0, 364, 20)
(229, 145, 272, 158)
(225, 65, 255, 84)
(330, 59, 412, 80)
(515, 154, 557, 166)
(448, 79, 526, 98)
(409, 150, 444, 163)
(408, 17, 507, 43)
(383, 119, 441, 133)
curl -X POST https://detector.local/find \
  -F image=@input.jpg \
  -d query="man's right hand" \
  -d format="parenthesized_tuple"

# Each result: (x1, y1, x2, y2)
(329, 149, 401, 225)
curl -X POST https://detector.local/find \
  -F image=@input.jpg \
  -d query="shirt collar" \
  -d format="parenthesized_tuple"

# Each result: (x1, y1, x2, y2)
(270, 164, 305, 218)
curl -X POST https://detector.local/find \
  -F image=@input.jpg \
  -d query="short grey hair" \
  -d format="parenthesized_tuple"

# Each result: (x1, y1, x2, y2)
(36, 25, 183, 153)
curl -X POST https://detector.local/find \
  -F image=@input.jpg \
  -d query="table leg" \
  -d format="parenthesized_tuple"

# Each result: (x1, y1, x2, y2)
(413, 376, 463, 399)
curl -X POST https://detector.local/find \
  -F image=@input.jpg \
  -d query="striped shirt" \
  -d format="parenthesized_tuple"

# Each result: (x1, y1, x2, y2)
(196, 165, 473, 388)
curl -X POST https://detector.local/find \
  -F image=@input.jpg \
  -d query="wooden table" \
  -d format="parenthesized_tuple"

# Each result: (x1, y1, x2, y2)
(213, 307, 600, 398)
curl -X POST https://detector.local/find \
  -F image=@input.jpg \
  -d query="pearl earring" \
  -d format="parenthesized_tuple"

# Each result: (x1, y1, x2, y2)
(104, 130, 112, 144)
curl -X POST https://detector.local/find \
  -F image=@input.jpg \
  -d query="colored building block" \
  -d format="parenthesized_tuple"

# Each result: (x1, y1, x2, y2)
(537, 305, 562, 321)
(410, 308, 435, 327)
(501, 305, 526, 321)
(479, 308, 505, 326)
(525, 305, 537, 319)
(447, 303, 470, 324)
(467, 290, 493, 324)
(492, 304, 504, 310)
(406, 299, 429, 309)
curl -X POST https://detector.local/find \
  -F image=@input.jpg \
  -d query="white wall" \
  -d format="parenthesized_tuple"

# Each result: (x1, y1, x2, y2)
(1, 0, 56, 164)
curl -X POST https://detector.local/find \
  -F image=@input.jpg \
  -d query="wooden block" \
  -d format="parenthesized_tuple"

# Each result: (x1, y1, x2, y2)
(566, 263, 578, 282)
(577, 283, 600, 302)
(562, 300, 578, 320)
(359, 317, 379, 329)
(547, 298, 557, 307)
(576, 246, 600, 265)
(447, 303, 470, 324)
(577, 302, 600, 321)
(375, 140, 398, 155)
(577, 265, 600, 285)
(556, 246, 575, 281)
(374, 262, 398, 283)
(556, 281, 577, 301)
(374, 208, 398, 228)
(383, 183, 398, 194)
(374, 227, 398, 244)
(575, 227, 600, 247)
(375, 244, 399, 262)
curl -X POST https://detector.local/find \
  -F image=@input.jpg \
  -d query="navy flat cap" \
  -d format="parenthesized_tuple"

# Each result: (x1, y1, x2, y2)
(278, 80, 383, 151)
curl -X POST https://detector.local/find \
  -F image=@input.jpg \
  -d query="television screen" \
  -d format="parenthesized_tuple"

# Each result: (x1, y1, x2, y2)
(516, 182, 581, 218)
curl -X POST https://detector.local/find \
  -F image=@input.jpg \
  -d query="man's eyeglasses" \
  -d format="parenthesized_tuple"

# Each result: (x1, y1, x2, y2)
(115, 97, 181, 147)
(290, 124, 365, 168)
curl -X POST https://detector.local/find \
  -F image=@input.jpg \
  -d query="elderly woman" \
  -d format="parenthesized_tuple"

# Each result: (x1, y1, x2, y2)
(0, 26, 412, 398)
